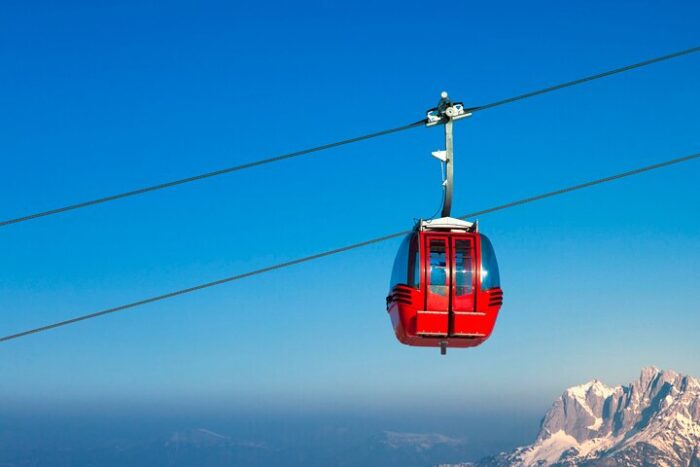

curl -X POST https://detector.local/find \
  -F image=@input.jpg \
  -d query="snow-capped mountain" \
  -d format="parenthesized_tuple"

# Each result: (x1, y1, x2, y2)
(472, 367, 700, 466)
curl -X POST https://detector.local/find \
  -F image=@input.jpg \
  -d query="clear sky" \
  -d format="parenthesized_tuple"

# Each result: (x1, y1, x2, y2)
(1, 0, 699, 425)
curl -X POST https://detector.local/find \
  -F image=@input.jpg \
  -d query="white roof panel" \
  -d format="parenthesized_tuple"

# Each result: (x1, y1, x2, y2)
(420, 217, 475, 232)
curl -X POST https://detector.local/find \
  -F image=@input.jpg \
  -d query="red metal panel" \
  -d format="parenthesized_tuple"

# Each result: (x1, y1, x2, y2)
(416, 310, 449, 337)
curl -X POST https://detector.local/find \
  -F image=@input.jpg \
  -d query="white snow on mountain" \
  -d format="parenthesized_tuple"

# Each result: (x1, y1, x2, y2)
(444, 367, 700, 467)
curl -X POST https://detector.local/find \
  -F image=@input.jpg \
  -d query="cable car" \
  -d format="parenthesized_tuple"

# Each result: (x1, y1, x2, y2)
(385, 93, 503, 354)
(386, 217, 502, 354)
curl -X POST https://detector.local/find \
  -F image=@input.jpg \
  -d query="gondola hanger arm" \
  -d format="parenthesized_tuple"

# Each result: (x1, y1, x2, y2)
(426, 91, 472, 218)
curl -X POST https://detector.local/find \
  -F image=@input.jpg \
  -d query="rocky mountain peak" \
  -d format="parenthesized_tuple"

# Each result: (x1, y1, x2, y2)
(467, 367, 700, 467)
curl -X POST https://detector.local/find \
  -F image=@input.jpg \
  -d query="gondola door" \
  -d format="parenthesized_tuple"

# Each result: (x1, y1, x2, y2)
(450, 236, 482, 337)
(417, 235, 450, 337)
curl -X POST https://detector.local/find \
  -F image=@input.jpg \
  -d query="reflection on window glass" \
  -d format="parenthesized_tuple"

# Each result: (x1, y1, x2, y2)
(454, 239, 473, 296)
(390, 234, 411, 289)
(480, 234, 501, 290)
(429, 240, 447, 296)
(411, 241, 421, 289)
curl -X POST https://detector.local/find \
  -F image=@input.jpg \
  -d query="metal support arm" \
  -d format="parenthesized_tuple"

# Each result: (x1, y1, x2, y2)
(426, 92, 471, 218)
(442, 118, 453, 217)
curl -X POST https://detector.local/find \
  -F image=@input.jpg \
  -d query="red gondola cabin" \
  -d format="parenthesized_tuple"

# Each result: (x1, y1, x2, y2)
(386, 217, 503, 353)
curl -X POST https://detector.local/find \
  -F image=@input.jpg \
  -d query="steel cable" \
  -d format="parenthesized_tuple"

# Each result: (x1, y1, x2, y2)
(2, 151, 697, 343)
(2, 45, 698, 228)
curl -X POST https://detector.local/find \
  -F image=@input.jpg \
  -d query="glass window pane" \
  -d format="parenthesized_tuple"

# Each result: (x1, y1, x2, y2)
(454, 239, 473, 296)
(411, 240, 421, 289)
(480, 234, 501, 290)
(429, 240, 447, 296)
(390, 234, 411, 288)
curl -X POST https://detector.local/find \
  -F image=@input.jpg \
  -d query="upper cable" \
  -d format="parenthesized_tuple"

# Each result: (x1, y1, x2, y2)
(2, 45, 698, 228)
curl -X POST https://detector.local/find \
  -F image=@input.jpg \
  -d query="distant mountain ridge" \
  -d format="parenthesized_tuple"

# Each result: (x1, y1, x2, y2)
(444, 367, 700, 467)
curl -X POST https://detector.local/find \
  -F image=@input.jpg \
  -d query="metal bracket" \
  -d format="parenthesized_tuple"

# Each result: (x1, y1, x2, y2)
(425, 91, 472, 127)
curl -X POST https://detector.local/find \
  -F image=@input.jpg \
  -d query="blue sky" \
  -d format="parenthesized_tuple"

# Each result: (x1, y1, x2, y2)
(1, 0, 699, 424)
